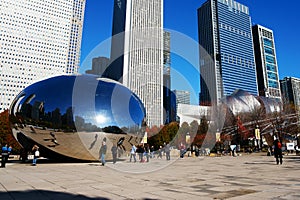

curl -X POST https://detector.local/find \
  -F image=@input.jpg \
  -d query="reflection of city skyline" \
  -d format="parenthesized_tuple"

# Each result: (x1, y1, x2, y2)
(20, 101, 143, 134)
(11, 75, 146, 136)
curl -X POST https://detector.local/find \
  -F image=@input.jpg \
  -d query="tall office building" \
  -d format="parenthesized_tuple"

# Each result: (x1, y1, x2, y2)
(198, 0, 258, 106)
(105, 0, 164, 127)
(280, 77, 300, 109)
(163, 31, 175, 124)
(173, 90, 190, 109)
(85, 56, 110, 76)
(0, 0, 86, 112)
(252, 24, 281, 101)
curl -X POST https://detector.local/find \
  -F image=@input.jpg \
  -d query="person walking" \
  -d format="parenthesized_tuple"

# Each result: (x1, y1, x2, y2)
(150, 145, 155, 158)
(130, 144, 137, 162)
(111, 143, 118, 164)
(32, 144, 39, 166)
(179, 143, 185, 158)
(165, 143, 171, 160)
(157, 146, 163, 159)
(144, 144, 150, 162)
(139, 145, 145, 162)
(99, 140, 107, 166)
(1, 144, 9, 168)
(273, 138, 283, 165)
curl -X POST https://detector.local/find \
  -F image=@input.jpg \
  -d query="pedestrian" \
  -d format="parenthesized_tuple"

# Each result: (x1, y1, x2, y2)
(273, 138, 283, 165)
(139, 145, 145, 162)
(179, 143, 185, 158)
(99, 140, 107, 166)
(165, 143, 171, 160)
(1, 144, 9, 168)
(8, 145, 12, 155)
(150, 145, 155, 158)
(157, 146, 163, 159)
(111, 143, 117, 164)
(32, 144, 39, 166)
(130, 144, 137, 162)
(144, 144, 150, 162)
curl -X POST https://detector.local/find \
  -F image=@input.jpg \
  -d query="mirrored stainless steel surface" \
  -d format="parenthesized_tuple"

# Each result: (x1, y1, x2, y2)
(10, 75, 146, 161)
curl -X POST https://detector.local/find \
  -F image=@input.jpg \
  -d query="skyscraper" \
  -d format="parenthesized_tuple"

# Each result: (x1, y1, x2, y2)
(198, 0, 258, 106)
(0, 0, 86, 112)
(163, 31, 172, 124)
(280, 77, 300, 109)
(85, 57, 110, 76)
(173, 90, 190, 108)
(105, 0, 164, 127)
(252, 24, 281, 101)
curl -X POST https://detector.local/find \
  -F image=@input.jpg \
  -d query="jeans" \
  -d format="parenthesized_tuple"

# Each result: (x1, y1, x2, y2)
(101, 154, 106, 165)
(33, 158, 37, 165)
(130, 153, 136, 162)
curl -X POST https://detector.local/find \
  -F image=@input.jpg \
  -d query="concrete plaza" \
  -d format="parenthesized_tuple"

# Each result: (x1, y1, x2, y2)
(0, 153, 299, 200)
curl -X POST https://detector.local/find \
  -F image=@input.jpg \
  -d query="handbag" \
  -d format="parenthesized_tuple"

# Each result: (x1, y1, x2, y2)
(34, 150, 40, 157)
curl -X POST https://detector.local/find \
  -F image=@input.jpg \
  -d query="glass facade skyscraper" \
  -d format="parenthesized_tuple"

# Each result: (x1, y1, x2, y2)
(198, 0, 258, 106)
(252, 24, 281, 102)
(280, 77, 300, 109)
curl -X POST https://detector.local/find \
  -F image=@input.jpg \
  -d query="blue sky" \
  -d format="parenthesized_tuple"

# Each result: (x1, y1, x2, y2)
(80, 0, 300, 105)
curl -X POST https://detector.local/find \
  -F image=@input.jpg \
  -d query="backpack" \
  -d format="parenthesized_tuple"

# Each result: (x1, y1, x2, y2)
(277, 141, 282, 149)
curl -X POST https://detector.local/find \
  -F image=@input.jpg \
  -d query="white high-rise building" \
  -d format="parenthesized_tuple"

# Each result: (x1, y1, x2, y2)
(0, 0, 85, 112)
(173, 90, 190, 110)
(105, 0, 164, 127)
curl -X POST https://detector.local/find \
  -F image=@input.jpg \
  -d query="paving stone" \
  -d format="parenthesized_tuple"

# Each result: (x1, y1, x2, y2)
(0, 154, 299, 199)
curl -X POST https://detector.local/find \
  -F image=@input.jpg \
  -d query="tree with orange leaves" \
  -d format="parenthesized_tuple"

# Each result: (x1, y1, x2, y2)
(0, 110, 21, 153)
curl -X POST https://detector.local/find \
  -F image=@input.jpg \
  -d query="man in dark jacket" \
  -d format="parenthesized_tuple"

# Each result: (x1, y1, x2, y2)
(273, 138, 283, 165)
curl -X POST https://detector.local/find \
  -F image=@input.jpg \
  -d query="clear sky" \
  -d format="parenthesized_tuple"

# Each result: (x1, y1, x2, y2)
(80, 0, 300, 105)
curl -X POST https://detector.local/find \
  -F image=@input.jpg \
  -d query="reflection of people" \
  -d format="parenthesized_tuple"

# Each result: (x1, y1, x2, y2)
(99, 140, 107, 166)
(50, 132, 59, 145)
(111, 144, 117, 164)
(273, 138, 283, 165)
(32, 144, 39, 166)
(1, 144, 9, 168)
(117, 137, 126, 151)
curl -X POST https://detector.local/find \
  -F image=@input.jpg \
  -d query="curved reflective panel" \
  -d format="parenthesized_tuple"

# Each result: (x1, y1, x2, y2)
(222, 89, 261, 115)
(222, 89, 282, 115)
(9, 75, 146, 161)
(257, 96, 281, 114)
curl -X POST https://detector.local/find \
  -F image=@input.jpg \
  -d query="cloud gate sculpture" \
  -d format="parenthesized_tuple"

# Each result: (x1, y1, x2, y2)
(9, 75, 146, 161)
(222, 89, 281, 116)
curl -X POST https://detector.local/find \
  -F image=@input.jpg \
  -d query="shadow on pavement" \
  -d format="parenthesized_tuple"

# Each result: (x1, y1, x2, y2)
(0, 190, 110, 200)
(284, 156, 300, 163)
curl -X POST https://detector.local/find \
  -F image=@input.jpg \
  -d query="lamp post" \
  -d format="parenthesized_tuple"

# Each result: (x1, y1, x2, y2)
(235, 125, 240, 152)
(276, 117, 282, 141)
